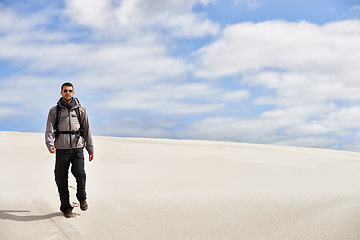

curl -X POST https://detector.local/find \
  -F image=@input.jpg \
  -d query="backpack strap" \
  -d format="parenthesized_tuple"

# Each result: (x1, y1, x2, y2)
(74, 107, 84, 147)
(74, 107, 84, 136)
(54, 105, 61, 139)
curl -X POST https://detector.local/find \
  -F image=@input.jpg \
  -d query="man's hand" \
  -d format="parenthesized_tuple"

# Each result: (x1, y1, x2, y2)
(48, 146, 56, 154)
(89, 154, 94, 162)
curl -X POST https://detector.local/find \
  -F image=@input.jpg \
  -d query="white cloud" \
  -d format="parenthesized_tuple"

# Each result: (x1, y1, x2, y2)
(176, 104, 360, 149)
(222, 90, 250, 101)
(0, 6, 49, 33)
(195, 20, 360, 106)
(196, 20, 360, 79)
(185, 20, 360, 149)
(102, 83, 224, 115)
(156, 12, 219, 38)
(0, 10, 188, 86)
(65, 0, 113, 28)
(64, 0, 220, 38)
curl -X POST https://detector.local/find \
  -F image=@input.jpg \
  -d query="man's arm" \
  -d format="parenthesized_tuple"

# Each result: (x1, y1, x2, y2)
(45, 107, 56, 153)
(80, 105, 94, 160)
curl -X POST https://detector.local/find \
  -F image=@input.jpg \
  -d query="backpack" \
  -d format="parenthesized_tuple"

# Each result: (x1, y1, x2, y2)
(54, 105, 84, 140)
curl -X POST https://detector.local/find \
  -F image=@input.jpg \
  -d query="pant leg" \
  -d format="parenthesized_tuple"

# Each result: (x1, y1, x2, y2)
(55, 149, 72, 213)
(71, 148, 87, 202)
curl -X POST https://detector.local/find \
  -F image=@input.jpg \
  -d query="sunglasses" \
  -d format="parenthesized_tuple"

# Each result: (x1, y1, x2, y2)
(62, 89, 73, 93)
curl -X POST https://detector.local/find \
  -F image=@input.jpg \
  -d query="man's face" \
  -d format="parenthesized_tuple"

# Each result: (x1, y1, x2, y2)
(61, 86, 75, 102)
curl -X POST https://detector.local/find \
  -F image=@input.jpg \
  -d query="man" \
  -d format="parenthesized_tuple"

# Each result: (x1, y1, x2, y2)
(45, 82, 94, 218)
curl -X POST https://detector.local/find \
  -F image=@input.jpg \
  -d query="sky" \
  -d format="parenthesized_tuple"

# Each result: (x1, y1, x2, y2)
(1, 0, 360, 151)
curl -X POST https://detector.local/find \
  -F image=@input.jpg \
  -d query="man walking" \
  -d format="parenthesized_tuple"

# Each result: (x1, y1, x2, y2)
(45, 82, 94, 218)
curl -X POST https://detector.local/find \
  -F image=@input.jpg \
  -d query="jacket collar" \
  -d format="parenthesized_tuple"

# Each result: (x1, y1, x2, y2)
(57, 97, 79, 110)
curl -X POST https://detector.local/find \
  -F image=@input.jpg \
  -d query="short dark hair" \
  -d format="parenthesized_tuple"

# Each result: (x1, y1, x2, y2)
(61, 82, 74, 91)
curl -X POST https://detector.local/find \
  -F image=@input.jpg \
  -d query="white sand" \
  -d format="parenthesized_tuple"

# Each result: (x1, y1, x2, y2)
(1, 131, 360, 240)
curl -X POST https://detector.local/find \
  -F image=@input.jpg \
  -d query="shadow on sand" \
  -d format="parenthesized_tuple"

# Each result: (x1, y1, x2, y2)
(0, 210, 63, 222)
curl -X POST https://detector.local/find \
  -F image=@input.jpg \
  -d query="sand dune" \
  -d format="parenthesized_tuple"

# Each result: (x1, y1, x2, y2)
(1, 131, 360, 239)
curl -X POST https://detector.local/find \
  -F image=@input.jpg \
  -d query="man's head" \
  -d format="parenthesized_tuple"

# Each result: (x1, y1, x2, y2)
(61, 82, 75, 103)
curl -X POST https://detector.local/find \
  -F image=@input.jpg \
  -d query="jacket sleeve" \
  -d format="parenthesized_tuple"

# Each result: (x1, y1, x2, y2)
(80, 105, 94, 154)
(45, 107, 56, 150)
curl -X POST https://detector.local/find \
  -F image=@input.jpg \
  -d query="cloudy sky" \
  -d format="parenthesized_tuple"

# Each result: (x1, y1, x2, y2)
(1, 0, 360, 151)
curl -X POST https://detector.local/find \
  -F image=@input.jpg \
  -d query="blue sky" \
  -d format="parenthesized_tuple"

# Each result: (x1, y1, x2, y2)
(1, 0, 360, 150)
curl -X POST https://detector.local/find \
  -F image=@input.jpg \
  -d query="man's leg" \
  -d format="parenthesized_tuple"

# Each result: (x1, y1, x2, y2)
(55, 149, 72, 214)
(71, 148, 87, 204)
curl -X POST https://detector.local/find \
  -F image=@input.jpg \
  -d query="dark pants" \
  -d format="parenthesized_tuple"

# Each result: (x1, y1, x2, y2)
(55, 148, 86, 213)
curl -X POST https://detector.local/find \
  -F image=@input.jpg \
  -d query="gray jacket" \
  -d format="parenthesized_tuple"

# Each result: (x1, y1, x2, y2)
(45, 98, 94, 154)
